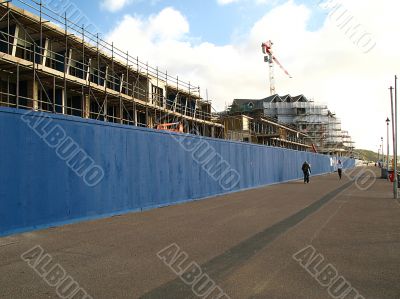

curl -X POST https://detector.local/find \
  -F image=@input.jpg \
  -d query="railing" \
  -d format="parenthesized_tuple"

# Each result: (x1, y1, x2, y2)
(263, 102, 329, 109)
(248, 121, 309, 146)
(7, 0, 203, 96)
(0, 0, 219, 123)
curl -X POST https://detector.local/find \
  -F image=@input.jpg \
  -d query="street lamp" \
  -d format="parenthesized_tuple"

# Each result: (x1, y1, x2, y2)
(381, 137, 384, 164)
(390, 81, 398, 199)
(378, 145, 381, 164)
(386, 118, 390, 174)
(378, 146, 381, 166)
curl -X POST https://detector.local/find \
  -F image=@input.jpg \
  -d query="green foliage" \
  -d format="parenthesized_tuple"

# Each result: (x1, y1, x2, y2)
(354, 149, 394, 162)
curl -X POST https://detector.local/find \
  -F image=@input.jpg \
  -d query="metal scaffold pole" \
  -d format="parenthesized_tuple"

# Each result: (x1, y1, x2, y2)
(63, 12, 67, 115)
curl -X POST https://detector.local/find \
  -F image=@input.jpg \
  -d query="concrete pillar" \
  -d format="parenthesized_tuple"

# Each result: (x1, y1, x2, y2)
(66, 49, 72, 75)
(119, 98, 123, 124)
(86, 59, 91, 83)
(62, 88, 66, 115)
(184, 99, 188, 116)
(27, 80, 39, 110)
(42, 38, 49, 66)
(120, 74, 124, 93)
(163, 87, 167, 108)
(147, 112, 154, 128)
(104, 66, 108, 88)
(132, 104, 137, 126)
(83, 94, 90, 118)
(103, 97, 108, 121)
(11, 25, 20, 57)
(193, 99, 197, 118)
(148, 81, 153, 104)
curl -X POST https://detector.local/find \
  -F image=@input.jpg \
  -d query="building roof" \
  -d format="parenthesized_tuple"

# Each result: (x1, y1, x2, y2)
(280, 94, 293, 102)
(234, 94, 310, 105)
(232, 99, 263, 110)
(291, 95, 308, 102)
(261, 94, 282, 103)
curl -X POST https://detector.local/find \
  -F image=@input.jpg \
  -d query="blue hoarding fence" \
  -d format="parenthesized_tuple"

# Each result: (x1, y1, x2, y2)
(0, 107, 355, 236)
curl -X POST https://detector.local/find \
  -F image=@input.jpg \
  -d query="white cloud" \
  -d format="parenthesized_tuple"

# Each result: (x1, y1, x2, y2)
(217, 0, 274, 5)
(148, 7, 189, 41)
(255, 0, 274, 4)
(217, 0, 240, 5)
(106, 1, 400, 151)
(106, 7, 189, 52)
(101, 0, 131, 13)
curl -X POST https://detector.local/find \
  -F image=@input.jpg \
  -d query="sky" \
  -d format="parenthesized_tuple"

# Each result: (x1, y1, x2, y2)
(32, 0, 400, 151)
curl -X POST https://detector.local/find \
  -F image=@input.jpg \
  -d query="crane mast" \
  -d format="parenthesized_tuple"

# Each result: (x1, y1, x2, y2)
(261, 40, 292, 96)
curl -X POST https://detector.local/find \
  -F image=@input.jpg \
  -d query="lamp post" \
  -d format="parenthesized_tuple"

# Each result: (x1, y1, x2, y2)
(386, 118, 390, 177)
(390, 83, 398, 199)
(378, 146, 381, 166)
(381, 137, 384, 164)
(395, 75, 398, 199)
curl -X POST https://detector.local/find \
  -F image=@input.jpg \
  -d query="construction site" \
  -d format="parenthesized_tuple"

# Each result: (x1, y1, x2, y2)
(227, 94, 354, 156)
(220, 112, 311, 152)
(6, 2, 398, 299)
(2, 1, 399, 299)
(220, 40, 355, 156)
(0, 0, 224, 138)
(0, 1, 355, 155)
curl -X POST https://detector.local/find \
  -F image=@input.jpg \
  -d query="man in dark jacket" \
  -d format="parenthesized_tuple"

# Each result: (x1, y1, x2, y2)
(302, 161, 311, 184)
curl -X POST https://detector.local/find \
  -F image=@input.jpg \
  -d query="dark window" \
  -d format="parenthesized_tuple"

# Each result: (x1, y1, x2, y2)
(297, 108, 306, 115)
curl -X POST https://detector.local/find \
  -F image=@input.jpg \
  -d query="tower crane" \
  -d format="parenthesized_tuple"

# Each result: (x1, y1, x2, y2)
(261, 40, 292, 95)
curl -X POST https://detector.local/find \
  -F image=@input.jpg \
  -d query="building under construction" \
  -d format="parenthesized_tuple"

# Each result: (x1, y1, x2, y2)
(230, 94, 354, 156)
(0, 0, 224, 138)
(220, 113, 311, 152)
(0, 0, 355, 156)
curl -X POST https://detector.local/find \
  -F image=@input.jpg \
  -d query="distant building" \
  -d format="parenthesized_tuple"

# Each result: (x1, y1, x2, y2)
(220, 113, 311, 152)
(229, 94, 354, 156)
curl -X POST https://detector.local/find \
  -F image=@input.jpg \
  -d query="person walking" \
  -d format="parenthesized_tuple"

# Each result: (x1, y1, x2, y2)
(337, 160, 343, 180)
(302, 161, 311, 184)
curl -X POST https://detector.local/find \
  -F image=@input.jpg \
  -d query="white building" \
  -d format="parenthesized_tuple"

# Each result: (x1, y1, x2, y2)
(231, 94, 354, 156)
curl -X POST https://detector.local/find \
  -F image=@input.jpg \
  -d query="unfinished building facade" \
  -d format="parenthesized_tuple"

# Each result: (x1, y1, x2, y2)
(230, 95, 354, 156)
(0, 1, 224, 137)
(220, 114, 310, 152)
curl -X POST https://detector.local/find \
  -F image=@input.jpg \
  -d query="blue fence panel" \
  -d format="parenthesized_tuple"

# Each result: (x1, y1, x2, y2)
(0, 107, 355, 236)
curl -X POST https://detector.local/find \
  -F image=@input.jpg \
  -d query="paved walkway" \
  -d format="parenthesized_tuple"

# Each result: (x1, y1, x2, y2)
(0, 167, 399, 299)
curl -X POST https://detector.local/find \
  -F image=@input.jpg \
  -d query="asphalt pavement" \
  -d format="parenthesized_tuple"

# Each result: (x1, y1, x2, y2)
(0, 167, 399, 299)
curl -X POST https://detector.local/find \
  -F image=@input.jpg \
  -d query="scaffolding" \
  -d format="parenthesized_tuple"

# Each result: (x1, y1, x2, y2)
(220, 113, 311, 151)
(0, 0, 224, 138)
(230, 95, 354, 156)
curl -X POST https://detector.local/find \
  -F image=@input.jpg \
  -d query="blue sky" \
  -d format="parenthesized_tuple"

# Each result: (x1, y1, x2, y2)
(58, 0, 327, 45)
